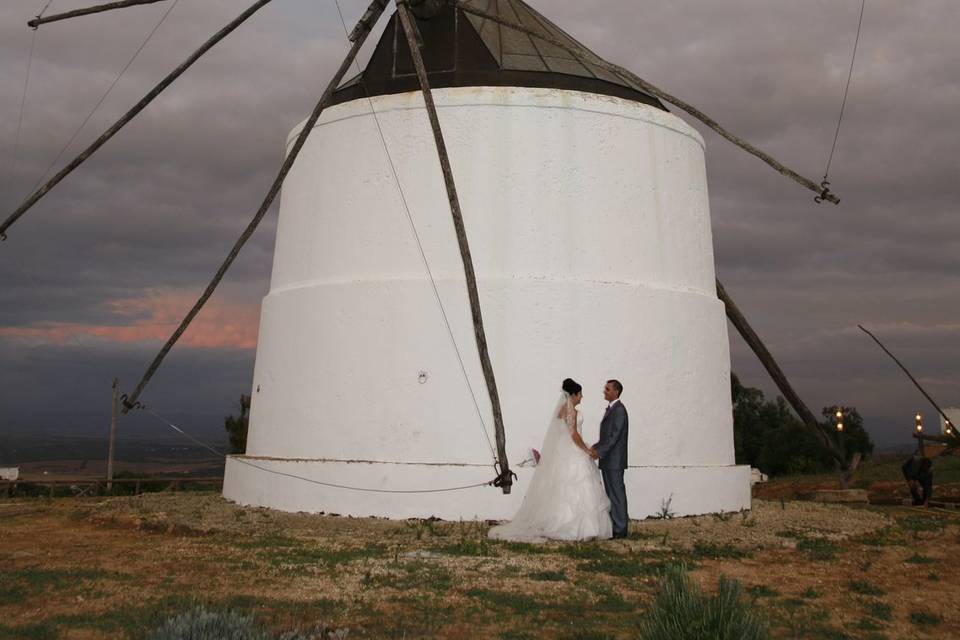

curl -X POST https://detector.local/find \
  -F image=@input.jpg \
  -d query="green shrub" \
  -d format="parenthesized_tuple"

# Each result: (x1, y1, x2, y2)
(638, 564, 768, 640)
(146, 607, 268, 640)
(909, 611, 941, 626)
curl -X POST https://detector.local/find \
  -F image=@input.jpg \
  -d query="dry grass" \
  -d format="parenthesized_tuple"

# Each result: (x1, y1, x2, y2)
(1, 494, 958, 639)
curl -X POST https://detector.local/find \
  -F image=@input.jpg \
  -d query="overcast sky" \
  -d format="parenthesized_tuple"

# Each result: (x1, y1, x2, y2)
(1, 0, 957, 448)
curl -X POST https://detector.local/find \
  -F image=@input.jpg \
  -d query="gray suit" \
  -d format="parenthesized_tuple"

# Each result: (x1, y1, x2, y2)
(593, 400, 628, 537)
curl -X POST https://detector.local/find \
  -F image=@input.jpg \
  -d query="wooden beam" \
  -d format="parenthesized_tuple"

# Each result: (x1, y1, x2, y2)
(396, 2, 513, 493)
(121, 0, 389, 413)
(716, 279, 844, 466)
(28, 0, 168, 29)
(2, 0, 274, 242)
(450, 0, 839, 205)
(859, 324, 959, 445)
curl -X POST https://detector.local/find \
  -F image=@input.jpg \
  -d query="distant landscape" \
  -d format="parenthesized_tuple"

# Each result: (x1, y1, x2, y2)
(1, 408, 227, 479)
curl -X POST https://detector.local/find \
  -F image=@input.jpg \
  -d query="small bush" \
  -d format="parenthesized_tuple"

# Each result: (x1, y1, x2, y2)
(864, 601, 892, 621)
(146, 607, 268, 640)
(637, 564, 768, 640)
(795, 536, 840, 561)
(909, 611, 941, 626)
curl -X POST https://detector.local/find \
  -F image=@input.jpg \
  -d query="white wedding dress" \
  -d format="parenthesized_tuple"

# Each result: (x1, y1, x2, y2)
(488, 393, 613, 542)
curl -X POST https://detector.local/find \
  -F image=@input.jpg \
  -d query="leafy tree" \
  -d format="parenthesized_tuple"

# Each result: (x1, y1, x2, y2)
(820, 405, 873, 465)
(224, 394, 251, 454)
(731, 374, 873, 478)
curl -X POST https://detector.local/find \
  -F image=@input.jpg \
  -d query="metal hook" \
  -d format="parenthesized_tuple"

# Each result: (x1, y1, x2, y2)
(120, 393, 143, 412)
(814, 178, 832, 204)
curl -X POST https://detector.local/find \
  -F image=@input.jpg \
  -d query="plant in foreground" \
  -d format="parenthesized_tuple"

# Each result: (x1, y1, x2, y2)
(637, 564, 768, 640)
(147, 607, 345, 640)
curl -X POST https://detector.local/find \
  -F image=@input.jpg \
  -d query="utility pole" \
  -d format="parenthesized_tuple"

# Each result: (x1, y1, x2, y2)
(107, 378, 119, 492)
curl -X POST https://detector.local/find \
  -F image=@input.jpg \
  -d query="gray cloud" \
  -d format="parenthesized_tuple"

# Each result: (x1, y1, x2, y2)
(1, 0, 958, 449)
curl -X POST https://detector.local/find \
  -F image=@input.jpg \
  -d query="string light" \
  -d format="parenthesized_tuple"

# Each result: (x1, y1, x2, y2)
(945, 419, 953, 436)
(915, 412, 923, 433)
(835, 409, 844, 432)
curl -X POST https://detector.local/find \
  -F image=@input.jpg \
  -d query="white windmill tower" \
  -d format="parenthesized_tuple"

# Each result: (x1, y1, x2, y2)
(5, 0, 858, 519)
(223, 0, 751, 519)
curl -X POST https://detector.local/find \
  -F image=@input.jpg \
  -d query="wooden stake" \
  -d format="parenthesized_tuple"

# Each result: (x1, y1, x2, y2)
(450, 0, 839, 205)
(28, 0, 167, 29)
(107, 378, 119, 491)
(1, 0, 274, 241)
(716, 279, 844, 466)
(397, 2, 512, 493)
(121, 0, 389, 412)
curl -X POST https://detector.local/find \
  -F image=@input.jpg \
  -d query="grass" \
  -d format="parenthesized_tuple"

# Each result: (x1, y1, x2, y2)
(909, 611, 941, 626)
(853, 527, 906, 547)
(904, 553, 935, 564)
(636, 564, 767, 640)
(261, 542, 385, 570)
(854, 617, 884, 632)
(895, 515, 946, 533)
(863, 601, 892, 622)
(852, 453, 960, 484)
(362, 561, 453, 592)
(556, 542, 618, 560)
(691, 541, 747, 560)
(0, 567, 114, 605)
(847, 580, 885, 596)
(528, 570, 566, 581)
(745, 584, 779, 600)
(577, 556, 666, 578)
(464, 588, 542, 615)
(495, 541, 552, 555)
(795, 536, 841, 561)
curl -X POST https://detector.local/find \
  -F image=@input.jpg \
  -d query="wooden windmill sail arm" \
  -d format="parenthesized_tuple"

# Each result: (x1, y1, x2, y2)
(27, 0, 168, 29)
(396, 1, 513, 493)
(121, 0, 390, 413)
(449, 0, 839, 205)
(859, 324, 960, 445)
(1, 0, 274, 243)
(716, 279, 844, 465)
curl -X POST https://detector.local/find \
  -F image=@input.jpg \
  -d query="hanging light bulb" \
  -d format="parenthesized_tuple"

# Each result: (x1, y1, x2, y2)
(946, 419, 953, 436)
(915, 413, 923, 433)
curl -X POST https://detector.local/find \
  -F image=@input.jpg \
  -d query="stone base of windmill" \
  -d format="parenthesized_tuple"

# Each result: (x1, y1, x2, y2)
(223, 456, 751, 521)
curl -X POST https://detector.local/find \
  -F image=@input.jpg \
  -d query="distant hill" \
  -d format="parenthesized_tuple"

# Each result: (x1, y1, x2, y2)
(0, 409, 228, 466)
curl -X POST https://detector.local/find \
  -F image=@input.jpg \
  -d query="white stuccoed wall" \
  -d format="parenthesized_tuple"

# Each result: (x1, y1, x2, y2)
(224, 86, 751, 520)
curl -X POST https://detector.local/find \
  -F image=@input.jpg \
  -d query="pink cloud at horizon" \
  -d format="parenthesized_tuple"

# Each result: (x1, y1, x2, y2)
(0, 289, 260, 349)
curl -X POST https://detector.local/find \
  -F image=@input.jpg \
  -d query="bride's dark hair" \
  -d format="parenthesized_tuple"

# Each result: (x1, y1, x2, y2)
(562, 378, 582, 395)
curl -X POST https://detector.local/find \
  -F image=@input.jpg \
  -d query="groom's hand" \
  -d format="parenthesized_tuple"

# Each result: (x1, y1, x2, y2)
(588, 447, 599, 460)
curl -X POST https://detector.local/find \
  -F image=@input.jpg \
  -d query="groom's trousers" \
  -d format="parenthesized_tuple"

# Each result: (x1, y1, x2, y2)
(601, 469, 628, 537)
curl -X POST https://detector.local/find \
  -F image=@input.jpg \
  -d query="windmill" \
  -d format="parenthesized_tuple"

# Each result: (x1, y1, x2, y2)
(6, 0, 867, 518)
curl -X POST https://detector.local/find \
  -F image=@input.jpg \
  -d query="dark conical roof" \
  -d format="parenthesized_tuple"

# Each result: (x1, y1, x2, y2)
(330, 0, 665, 110)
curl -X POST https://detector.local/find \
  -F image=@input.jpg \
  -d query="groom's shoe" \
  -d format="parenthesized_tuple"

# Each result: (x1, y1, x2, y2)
(611, 531, 628, 540)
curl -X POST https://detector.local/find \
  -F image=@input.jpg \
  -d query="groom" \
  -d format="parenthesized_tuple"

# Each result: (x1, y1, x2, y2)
(591, 379, 629, 539)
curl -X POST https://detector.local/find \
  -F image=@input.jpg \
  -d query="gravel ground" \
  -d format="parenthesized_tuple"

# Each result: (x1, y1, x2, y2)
(88, 493, 892, 548)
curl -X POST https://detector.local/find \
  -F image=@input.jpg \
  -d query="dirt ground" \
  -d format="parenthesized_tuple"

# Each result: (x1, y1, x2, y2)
(1, 492, 958, 639)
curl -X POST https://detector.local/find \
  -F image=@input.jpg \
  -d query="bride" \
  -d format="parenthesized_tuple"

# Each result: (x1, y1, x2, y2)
(488, 378, 612, 542)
